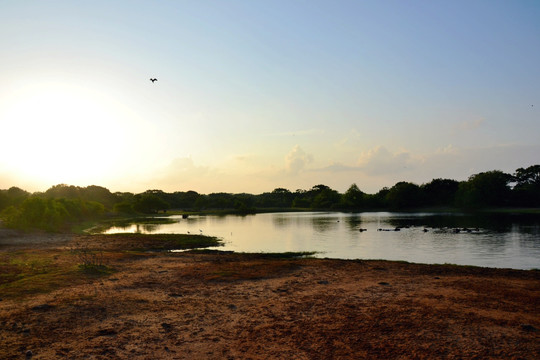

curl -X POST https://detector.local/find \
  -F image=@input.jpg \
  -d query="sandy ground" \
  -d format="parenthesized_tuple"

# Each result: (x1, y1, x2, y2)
(1, 233, 539, 359)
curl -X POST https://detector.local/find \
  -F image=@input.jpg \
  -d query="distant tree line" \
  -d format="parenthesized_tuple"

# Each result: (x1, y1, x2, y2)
(1, 165, 539, 231)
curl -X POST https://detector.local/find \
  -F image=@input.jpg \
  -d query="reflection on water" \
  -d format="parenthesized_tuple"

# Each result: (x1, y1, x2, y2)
(101, 212, 540, 270)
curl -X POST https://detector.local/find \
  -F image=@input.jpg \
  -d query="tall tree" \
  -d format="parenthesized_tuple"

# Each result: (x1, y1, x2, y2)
(512, 165, 540, 206)
(421, 179, 459, 207)
(386, 182, 421, 209)
(341, 183, 365, 209)
(456, 170, 512, 208)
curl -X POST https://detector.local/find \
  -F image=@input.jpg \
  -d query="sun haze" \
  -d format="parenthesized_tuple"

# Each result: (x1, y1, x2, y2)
(1, 1, 539, 194)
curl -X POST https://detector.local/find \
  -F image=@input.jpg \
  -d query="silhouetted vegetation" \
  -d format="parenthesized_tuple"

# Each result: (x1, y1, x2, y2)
(1, 165, 539, 232)
(1, 196, 104, 232)
(512, 165, 540, 207)
(455, 170, 513, 209)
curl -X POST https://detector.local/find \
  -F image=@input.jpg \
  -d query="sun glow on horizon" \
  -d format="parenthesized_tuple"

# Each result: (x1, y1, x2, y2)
(0, 83, 141, 187)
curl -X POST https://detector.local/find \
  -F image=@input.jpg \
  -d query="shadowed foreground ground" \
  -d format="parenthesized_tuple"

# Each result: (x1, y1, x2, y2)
(1, 233, 539, 359)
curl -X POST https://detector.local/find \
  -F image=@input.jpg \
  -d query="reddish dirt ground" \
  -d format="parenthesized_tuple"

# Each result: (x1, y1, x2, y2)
(1, 234, 539, 359)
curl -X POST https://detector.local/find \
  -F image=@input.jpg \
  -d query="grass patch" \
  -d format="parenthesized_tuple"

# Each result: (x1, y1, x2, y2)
(78, 264, 116, 276)
(1, 270, 72, 298)
(0, 232, 221, 300)
(84, 233, 222, 251)
(0, 248, 117, 300)
(0, 260, 86, 300)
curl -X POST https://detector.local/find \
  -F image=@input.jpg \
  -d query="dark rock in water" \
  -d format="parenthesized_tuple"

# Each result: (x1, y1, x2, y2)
(434, 276, 440, 280)
(521, 324, 537, 332)
(317, 280, 329, 285)
(25, 350, 33, 359)
(378, 282, 390, 286)
(31, 304, 55, 312)
(227, 304, 237, 310)
(168, 293, 183, 298)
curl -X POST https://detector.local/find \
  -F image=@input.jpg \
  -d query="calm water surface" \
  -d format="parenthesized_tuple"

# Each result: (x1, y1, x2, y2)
(103, 212, 540, 269)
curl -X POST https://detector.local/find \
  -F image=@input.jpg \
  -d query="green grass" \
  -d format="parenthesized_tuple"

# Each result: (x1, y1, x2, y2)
(0, 249, 115, 300)
(78, 264, 116, 276)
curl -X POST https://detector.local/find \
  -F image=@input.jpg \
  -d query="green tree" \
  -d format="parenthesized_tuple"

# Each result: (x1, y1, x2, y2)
(363, 187, 390, 209)
(113, 202, 135, 214)
(421, 178, 459, 207)
(341, 183, 365, 209)
(133, 194, 170, 214)
(0, 187, 30, 211)
(291, 189, 310, 208)
(514, 165, 540, 187)
(170, 190, 201, 209)
(80, 185, 117, 210)
(386, 182, 421, 209)
(1, 197, 68, 231)
(456, 170, 512, 209)
(512, 165, 540, 206)
(311, 187, 341, 209)
(0, 191, 6, 212)
(45, 184, 81, 199)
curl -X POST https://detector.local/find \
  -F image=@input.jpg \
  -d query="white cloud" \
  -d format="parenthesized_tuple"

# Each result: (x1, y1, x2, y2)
(356, 146, 417, 176)
(285, 145, 313, 174)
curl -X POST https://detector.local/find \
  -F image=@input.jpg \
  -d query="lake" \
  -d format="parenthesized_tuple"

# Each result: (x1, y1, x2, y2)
(102, 211, 540, 270)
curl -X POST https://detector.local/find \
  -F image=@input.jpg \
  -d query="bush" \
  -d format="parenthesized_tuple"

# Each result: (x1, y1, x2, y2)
(0, 196, 105, 232)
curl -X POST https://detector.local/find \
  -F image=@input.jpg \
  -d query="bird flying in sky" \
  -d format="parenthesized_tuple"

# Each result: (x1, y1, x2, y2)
(150, 78, 157, 83)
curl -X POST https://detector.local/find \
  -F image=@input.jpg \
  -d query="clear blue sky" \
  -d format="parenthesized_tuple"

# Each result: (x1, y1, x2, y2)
(1, 0, 539, 194)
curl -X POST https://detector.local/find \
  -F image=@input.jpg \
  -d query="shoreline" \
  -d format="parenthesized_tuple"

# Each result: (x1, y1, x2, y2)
(1, 228, 538, 270)
(1, 233, 539, 359)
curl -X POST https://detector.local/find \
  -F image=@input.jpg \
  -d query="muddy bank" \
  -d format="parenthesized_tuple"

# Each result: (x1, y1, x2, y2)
(1, 234, 539, 359)
(0, 229, 74, 249)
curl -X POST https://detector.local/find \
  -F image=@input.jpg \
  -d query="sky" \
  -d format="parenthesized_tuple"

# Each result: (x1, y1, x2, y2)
(1, 0, 539, 195)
